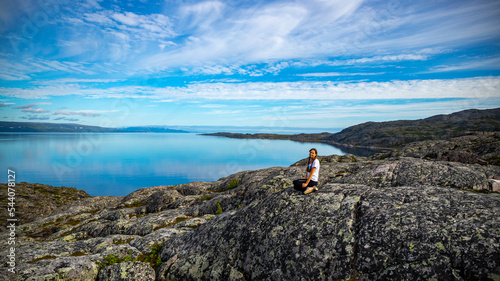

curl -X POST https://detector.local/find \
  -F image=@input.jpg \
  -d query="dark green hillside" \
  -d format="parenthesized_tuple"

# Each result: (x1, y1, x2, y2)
(206, 108, 500, 150)
(327, 108, 500, 148)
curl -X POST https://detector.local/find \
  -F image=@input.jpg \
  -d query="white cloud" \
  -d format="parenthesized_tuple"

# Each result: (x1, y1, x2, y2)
(298, 72, 384, 77)
(53, 110, 111, 117)
(111, 12, 140, 26)
(427, 56, 500, 73)
(141, 0, 364, 69)
(3, 77, 498, 102)
(21, 108, 50, 113)
(138, 0, 499, 72)
(367, 1, 500, 51)
(0, 57, 96, 81)
(32, 78, 125, 85)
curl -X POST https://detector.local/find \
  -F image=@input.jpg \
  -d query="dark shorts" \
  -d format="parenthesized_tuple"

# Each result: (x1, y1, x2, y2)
(293, 179, 318, 192)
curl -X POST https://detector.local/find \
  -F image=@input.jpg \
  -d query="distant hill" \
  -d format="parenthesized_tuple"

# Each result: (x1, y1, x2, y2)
(0, 121, 189, 133)
(326, 108, 500, 148)
(205, 108, 500, 150)
(119, 126, 189, 133)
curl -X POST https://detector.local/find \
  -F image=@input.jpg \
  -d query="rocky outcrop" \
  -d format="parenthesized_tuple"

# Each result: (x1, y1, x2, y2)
(158, 184, 500, 281)
(1, 154, 499, 280)
(0, 182, 90, 232)
(375, 132, 500, 165)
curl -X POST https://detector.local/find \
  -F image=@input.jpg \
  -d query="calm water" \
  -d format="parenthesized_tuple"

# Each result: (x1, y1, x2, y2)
(0, 133, 347, 196)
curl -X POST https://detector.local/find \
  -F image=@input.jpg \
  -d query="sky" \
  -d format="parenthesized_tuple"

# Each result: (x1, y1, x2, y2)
(0, 0, 499, 132)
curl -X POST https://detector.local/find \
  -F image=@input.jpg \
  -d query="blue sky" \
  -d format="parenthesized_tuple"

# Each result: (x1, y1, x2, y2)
(0, 0, 499, 132)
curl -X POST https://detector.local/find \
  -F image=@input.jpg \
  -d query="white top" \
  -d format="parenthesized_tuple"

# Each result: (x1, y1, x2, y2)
(307, 159, 320, 182)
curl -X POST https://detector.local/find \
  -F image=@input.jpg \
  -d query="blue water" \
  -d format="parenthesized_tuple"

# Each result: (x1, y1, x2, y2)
(0, 133, 347, 196)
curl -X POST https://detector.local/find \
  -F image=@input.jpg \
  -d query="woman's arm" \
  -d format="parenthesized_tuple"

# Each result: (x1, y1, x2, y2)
(302, 167, 316, 188)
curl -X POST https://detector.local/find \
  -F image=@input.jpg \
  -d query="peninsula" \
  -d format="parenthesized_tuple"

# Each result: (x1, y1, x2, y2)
(205, 108, 500, 154)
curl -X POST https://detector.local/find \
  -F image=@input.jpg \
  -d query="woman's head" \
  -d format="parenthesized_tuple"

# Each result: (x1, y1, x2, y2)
(309, 148, 317, 159)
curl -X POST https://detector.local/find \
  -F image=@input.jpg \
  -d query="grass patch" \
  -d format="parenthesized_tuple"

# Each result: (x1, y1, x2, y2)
(98, 243, 163, 270)
(209, 178, 240, 192)
(216, 201, 223, 215)
(197, 193, 215, 202)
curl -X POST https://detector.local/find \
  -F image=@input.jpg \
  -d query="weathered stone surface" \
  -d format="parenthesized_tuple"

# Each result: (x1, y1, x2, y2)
(1, 153, 499, 280)
(0, 182, 90, 232)
(332, 157, 493, 191)
(97, 261, 155, 281)
(18, 255, 100, 281)
(157, 184, 500, 281)
(491, 180, 500, 192)
(375, 132, 500, 165)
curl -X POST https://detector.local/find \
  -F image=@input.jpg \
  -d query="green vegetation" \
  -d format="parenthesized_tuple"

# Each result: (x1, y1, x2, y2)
(208, 178, 240, 192)
(98, 243, 163, 270)
(228, 178, 239, 190)
(197, 193, 216, 202)
(216, 201, 223, 215)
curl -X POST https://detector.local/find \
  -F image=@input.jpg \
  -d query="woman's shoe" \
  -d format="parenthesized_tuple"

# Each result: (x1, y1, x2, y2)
(304, 186, 316, 195)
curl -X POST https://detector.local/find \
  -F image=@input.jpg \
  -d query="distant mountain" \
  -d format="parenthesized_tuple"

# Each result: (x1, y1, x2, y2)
(120, 126, 189, 133)
(205, 108, 500, 150)
(0, 122, 121, 132)
(0, 121, 189, 133)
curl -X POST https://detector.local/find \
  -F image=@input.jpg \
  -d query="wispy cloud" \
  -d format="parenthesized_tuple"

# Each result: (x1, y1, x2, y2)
(21, 108, 50, 113)
(3, 77, 498, 101)
(53, 110, 113, 117)
(427, 56, 500, 73)
(53, 117, 80, 122)
(13, 102, 52, 114)
(13, 102, 51, 109)
(298, 72, 385, 77)
(20, 115, 51, 121)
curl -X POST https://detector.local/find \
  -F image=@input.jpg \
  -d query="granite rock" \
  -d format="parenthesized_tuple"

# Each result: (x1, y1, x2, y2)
(1, 154, 499, 280)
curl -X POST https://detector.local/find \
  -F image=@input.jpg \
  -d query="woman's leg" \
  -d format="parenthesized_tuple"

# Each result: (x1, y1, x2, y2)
(293, 179, 307, 191)
(304, 181, 318, 194)
(307, 181, 318, 187)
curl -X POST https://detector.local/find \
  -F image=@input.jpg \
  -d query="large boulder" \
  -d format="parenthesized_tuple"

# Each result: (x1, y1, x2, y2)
(157, 184, 500, 281)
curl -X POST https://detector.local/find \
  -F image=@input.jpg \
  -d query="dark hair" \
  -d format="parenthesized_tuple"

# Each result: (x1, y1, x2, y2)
(309, 148, 318, 158)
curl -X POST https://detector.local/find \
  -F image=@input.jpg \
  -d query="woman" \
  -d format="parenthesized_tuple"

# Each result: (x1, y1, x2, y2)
(293, 148, 320, 194)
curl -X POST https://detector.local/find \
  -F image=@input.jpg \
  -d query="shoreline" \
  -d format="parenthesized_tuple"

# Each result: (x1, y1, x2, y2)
(202, 132, 390, 156)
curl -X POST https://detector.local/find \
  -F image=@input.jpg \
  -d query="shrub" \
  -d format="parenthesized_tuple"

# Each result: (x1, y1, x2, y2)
(216, 201, 223, 215)
(227, 178, 239, 190)
(98, 243, 163, 270)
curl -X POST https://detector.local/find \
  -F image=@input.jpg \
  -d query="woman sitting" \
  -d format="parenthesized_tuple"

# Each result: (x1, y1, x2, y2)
(293, 148, 320, 194)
